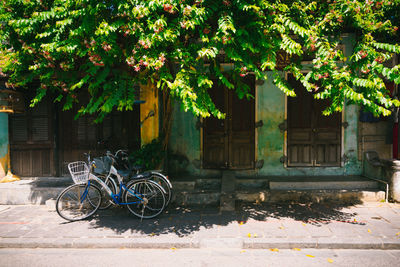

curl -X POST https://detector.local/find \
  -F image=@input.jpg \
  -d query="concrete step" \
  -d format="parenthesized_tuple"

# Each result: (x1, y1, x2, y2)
(268, 176, 381, 190)
(172, 190, 220, 206)
(220, 171, 236, 211)
(0, 177, 72, 205)
(235, 189, 386, 204)
(0, 176, 387, 206)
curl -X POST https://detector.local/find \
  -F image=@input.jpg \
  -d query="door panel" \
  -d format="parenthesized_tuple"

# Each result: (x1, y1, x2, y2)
(203, 75, 255, 169)
(203, 84, 227, 168)
(287, 74, 341, 167)
(229, 77, 255, 169)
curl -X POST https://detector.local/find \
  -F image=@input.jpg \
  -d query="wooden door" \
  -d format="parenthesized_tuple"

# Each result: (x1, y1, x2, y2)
(203, 76, 255, 169)
(9, 97, 55, 176)
(287, 74, 341, 167)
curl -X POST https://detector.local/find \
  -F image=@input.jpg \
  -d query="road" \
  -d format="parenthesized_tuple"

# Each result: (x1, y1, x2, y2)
(0, 248, 399, 267)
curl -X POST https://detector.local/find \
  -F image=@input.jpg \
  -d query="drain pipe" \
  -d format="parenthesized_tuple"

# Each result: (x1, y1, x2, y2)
(363, 176, 389, 203)
(393, 101, 399, 159)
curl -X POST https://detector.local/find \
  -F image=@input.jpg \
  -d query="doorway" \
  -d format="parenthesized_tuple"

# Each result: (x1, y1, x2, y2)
(203, 76, 255, 169)
(287, 74, 342, 167)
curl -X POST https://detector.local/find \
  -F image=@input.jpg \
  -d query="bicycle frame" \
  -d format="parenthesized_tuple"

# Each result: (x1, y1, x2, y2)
(87, 166, 146, 205)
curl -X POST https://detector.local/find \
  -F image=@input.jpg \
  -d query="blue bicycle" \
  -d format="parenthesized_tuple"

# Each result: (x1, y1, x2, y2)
(56, 156, 166, 222)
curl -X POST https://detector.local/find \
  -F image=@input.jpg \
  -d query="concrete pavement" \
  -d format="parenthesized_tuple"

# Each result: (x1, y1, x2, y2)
(0, 202, 399, 250)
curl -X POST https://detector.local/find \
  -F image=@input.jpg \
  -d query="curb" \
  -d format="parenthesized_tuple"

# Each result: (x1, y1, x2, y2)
(243, 237, 400, 250)
(1, 237, 399, 249)
(0, 237, 200, 249)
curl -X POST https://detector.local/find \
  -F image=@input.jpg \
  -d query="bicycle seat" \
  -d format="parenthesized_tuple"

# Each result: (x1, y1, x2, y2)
(132, 165, 143, 172)
(117, 169, 131, 178)
(130, 172, 152, 180)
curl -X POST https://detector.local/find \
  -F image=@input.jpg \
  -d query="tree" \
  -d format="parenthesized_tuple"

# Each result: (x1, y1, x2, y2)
(1, 0, 400, 122)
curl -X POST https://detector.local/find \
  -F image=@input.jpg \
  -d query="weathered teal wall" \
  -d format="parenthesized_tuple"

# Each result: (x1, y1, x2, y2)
(256, 72, 286, 175)
(168, 34, 362, 177)
(168, 103, 220, 177)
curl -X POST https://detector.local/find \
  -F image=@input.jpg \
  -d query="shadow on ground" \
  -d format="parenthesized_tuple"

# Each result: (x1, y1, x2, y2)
(86, 200, 364, 237)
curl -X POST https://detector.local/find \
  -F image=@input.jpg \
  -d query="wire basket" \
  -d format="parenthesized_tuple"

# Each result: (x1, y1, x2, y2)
(68, 161, 90, 184)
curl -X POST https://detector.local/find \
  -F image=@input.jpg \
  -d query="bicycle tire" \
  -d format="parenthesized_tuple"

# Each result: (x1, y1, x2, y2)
(96, 174, 117, 210)
(56, 183, 101, 222)
(123, 180, 165, 219)
(149, 172, 172, 207)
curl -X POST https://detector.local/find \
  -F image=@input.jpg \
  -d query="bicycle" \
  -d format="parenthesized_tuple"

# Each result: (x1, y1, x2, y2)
(56, 155, 166, 222)
(101, 149, 173, 207)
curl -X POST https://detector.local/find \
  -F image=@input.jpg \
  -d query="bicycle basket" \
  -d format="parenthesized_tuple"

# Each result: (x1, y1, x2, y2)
(68, 161, 89, 184)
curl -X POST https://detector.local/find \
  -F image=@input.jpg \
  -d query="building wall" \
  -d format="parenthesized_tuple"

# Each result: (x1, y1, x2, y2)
(167, 34, 380, 177)
(358, 120, 393, 160)
(168, 73, 362, 177)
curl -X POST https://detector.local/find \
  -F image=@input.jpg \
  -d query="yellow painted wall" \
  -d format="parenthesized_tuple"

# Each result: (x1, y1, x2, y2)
(140, 82, 159, 145)
(0, 113, 8, 178)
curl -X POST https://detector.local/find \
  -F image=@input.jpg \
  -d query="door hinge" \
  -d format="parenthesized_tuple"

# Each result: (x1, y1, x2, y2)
(280, 156, 288, 164)
(278, 120, 287, 132)
(342, 153, 349, 163)
(255, 120, 263, 128)
(196, 120, 204, 130)
(255, 160, 264, 169)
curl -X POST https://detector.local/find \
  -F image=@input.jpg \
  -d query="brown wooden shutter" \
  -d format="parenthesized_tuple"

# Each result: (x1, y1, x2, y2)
(10, 115, 28, 142)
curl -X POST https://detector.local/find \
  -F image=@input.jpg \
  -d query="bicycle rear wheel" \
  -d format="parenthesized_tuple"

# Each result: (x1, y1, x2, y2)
(56, 183, 101, 221)
(124, 180, 165, 219)
(149, 172, 172, 207)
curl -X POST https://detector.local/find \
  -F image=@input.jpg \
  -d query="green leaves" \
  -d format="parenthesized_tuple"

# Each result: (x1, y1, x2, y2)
(0, 0, 399, 120)
(197, 47, 218, 59)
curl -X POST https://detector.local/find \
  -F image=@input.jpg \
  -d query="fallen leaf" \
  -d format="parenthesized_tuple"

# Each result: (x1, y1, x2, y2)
(279, 226, 285, 229)
(368, 229, 372, 233)
(306, 254, 315, 258)
(253, 233, 258, 238)
(353, 218, 357, 222)
(327, 258, 334, 263)
(292, 248, 301, 251)
(302, 223, 306, 226)
(247, 233, 252, 238)
(171, 247, 177, 251)
(396, 232, 400, 236)
(149, 232, 155, 236)
(239, 221, 244, 225)
(240, 250, 246, 253)
(270, 248, 279, 252)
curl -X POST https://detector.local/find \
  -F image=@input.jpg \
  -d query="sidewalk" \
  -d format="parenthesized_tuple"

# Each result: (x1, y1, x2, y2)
(0, 202, 399, 249)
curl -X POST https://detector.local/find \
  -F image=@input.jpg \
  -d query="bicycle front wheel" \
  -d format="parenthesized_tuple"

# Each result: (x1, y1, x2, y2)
(56, 183, 101, 222)
(124, 180, 165, 219)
